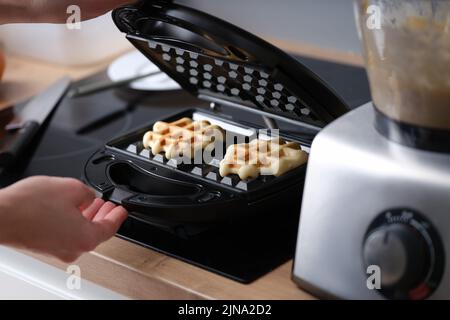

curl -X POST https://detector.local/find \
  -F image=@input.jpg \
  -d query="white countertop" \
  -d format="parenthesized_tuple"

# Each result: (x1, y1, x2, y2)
(0, 246, 126, 300)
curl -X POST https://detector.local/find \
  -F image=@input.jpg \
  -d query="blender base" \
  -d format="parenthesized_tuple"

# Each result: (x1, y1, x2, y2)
(293, 102, 450, 299)
(375, 108, 450, 153)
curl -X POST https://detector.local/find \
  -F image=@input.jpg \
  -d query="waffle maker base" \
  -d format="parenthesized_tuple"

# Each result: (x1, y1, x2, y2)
(84, 108, 309, 237)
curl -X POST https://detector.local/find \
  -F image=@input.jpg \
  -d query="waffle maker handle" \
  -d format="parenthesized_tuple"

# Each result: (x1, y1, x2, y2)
(120, 194, 244, 224)
(85, 158, 246, 223)
(109, 187, 245, 224)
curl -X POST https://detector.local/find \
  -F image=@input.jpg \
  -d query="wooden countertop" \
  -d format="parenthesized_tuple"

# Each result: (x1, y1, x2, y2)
(26, 237, 314, 300)
(1, 38, 362, 300)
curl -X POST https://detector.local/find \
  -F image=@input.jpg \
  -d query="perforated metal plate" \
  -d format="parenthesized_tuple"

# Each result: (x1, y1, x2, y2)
(113, 1, 349, 128)
(139, 39, 317, 123)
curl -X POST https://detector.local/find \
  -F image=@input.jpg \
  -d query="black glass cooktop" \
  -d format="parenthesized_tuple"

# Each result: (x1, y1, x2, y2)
(0, 56, 370, 283)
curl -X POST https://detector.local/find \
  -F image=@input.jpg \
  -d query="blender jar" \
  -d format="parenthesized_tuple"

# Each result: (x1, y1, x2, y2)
(354, 0, 450, 151)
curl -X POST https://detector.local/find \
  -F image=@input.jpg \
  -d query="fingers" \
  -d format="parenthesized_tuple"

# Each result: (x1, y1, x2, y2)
(81, 201, 128, 248)
(104, 206, 128, 227)
(82, 198, 105, 221)
(92, 205, 128, 243)
(92, 201, 117, 222)
(56, 203, 127, 263)
(71, 0, 134, 22)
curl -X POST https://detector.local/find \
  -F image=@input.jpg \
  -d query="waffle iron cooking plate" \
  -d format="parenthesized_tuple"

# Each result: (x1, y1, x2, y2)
(84, 1, 349, 228)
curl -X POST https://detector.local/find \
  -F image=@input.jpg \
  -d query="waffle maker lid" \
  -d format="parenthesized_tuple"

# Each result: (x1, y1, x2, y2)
(112, 1, 349, 129)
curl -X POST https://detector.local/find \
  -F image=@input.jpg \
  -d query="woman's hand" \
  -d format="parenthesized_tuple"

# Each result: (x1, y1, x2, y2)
(0, 176, 128, 263)
(0, 0, 132, 24)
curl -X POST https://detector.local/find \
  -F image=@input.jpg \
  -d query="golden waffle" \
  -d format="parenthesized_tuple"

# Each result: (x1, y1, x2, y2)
(143, 118, 224, 159)
(219, 138, 308, 180)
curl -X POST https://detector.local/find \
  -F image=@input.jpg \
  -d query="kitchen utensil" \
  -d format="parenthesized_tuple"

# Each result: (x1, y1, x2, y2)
(0, 77, 71, 167)
(68, 70, 161, 98)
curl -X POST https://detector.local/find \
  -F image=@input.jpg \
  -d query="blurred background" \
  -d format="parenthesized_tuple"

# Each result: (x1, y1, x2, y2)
(182, 0, 360, 55)
(0, 0, 360, 67)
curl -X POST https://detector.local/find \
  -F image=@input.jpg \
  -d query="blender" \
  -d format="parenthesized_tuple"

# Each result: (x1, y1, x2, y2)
(293, 0, 450, 299)
(361, 0, 450, 151)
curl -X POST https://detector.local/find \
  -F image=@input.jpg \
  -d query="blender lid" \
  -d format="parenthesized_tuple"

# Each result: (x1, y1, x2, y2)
(112, 1, 349, 128)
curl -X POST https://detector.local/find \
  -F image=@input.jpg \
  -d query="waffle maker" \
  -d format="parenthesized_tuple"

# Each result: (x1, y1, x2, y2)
(83, 1, 349, 234)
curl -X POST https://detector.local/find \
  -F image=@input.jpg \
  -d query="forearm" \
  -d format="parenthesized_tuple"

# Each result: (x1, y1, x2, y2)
(0, 0, 71, 24)
(0, 0, 32, 24)
(0, 0, 132, 24)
